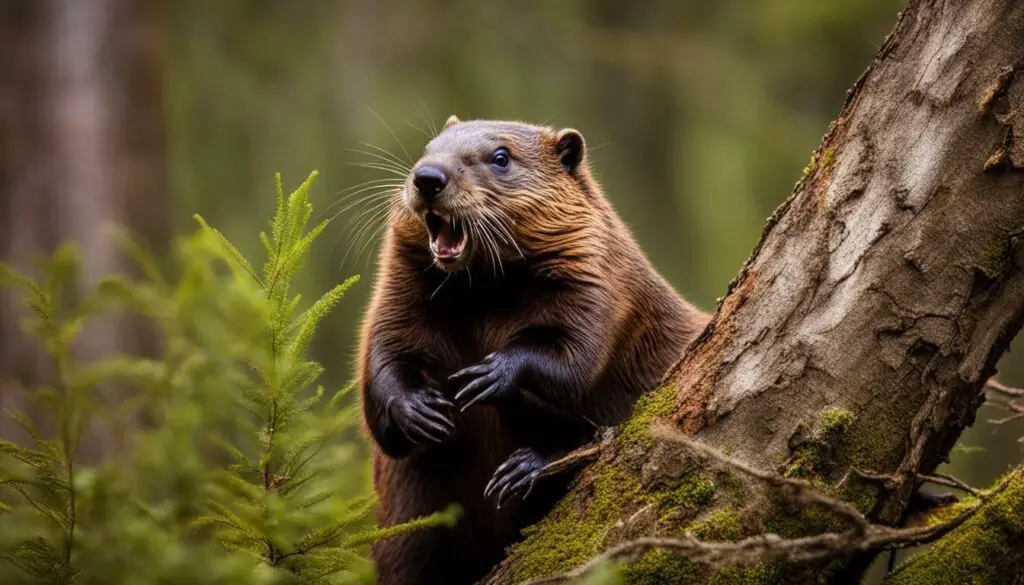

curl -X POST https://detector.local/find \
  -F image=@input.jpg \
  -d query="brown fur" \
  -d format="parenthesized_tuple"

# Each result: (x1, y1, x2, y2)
(358, 119, 708, 585)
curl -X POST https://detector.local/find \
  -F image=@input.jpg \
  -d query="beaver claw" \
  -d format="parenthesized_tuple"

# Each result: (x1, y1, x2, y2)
(484, 447, 544, 508)
(450, 351, 520, 411)
(389, 388, 456, 445)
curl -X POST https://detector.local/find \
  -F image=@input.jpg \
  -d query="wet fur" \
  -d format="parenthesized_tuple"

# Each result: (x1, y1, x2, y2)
(359, 120, 709, 585)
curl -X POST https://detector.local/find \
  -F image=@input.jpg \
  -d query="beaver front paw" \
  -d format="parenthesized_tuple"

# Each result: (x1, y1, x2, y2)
(387, 388, 456, 446)
(450, 351, 520, 411)
(484, 447, 544, 509)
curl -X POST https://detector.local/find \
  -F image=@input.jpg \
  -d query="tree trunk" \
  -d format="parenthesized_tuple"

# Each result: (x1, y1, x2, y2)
(487, 0, 1024, 583)
(0, 0, 168, 459)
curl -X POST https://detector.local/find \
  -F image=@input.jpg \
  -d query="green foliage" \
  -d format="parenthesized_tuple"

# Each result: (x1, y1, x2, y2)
(0, 172, 455, 585)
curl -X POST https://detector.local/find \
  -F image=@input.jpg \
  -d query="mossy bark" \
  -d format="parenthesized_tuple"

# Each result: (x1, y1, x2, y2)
(485, 1, 1024, 583)
(883, 468, 1024, 585)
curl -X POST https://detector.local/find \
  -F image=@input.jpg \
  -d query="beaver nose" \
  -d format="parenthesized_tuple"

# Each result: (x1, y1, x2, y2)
(413, 165, 448, 201)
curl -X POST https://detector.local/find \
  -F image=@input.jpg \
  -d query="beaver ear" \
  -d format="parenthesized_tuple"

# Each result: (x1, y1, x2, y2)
(443, 115, 461, 130)
(555, 129, 585, 173)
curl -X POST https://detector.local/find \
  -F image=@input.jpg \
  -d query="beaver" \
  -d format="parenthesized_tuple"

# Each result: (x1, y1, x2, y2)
(359, 116, 709, 585)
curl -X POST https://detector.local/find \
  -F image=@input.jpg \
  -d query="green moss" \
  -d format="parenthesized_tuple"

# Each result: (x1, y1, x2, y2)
(801, 151, 819, 177)
(818, 407, 854, 437)
(620, 385, 680, 446)
(661, 472, 717, 509)
(622, 554, 785, 585)
(979, 239, 1009, 279)
(820, 147, 836, 173)
(690, 509, 743, 542)
(621, 550, 699, 585)
(505, 434, 717, 582)
(783, 408, 854, 478)
(506, 465, 645, 582)
(844, 481, 880, 515)
(800, 147, 835, 178)
(782, 445, 819, 479)
(886, 471, 1024, 585)
(708, 565, 783, 585)
(764, 498, 848, 538)
(836, 402, 904, 471)
(922, 495, 978, 526)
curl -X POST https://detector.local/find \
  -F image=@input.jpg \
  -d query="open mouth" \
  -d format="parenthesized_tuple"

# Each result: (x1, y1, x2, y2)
(425, 210, 467, 263)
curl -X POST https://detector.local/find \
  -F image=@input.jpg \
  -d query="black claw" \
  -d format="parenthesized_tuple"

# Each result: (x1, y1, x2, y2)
(486, 448, 545, 508)
(461, 382, 503, 411)
(483, 476, 499, 498)
(414, 403, 455, 431)
(522, 475, 538, 501)
(393, 389, 457, 447)
(449, 363, 490, 381)
(497, 473, 537, 508)
(422, 392, 454, 409)
(406, 416, 446, 443)
(454, 373, 495, 404)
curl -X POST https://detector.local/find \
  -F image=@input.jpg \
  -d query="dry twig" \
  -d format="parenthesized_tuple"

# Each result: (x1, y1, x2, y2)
(985, 378, 1024, 397)
(844, 468, 981, 497)
(985, 394, 1024, 425)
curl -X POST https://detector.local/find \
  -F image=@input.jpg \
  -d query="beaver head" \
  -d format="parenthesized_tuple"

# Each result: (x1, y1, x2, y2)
(396, 116, 593, 273)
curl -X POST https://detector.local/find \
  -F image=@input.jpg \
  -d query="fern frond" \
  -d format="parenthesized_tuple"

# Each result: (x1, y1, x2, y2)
(341, 504, 461, 548)
(1, 536, 69, 580)
(289, 276, 359, 359)
(109, 227, 166, 287)
(212, 437, 259, 475)
(75, 356, 165, 389)
(44, 243, 80, 302)
(0, 439, 51, 470)
(270, 172, 287, 254)
(280, 361, 324, 399)
(193, 214, 262, 285)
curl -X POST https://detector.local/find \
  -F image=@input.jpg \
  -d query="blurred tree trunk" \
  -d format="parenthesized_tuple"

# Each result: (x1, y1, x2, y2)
(487, 1, 1024, 584)
(0, 0, 168, 460)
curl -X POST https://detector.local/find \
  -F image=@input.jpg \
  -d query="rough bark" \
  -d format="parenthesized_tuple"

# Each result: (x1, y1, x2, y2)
(487, 1, 1024, 583)
(0, 0, 169, 459)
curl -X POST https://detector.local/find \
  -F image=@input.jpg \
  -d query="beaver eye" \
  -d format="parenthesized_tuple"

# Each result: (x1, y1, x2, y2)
(489, 148, 511, 170)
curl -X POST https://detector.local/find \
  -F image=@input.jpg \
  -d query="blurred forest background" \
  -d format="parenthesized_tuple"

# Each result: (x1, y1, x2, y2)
(1, 0, 1023, 580)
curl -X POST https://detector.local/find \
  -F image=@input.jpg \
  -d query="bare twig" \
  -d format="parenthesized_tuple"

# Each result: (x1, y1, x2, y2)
(538, 444, 602, 479)
(516, 424, 1015, 585)
(985, 377, 1024, 397)
(985, 394, 1024, 425)
(650, 423, 869, 533)
(845, 468, 981, 497)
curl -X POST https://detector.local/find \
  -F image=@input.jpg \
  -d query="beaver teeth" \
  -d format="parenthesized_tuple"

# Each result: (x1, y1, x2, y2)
(425, 211, 467, 261)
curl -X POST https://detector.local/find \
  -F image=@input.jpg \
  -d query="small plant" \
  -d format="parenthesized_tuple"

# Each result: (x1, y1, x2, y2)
(0, 171, 457, 585)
